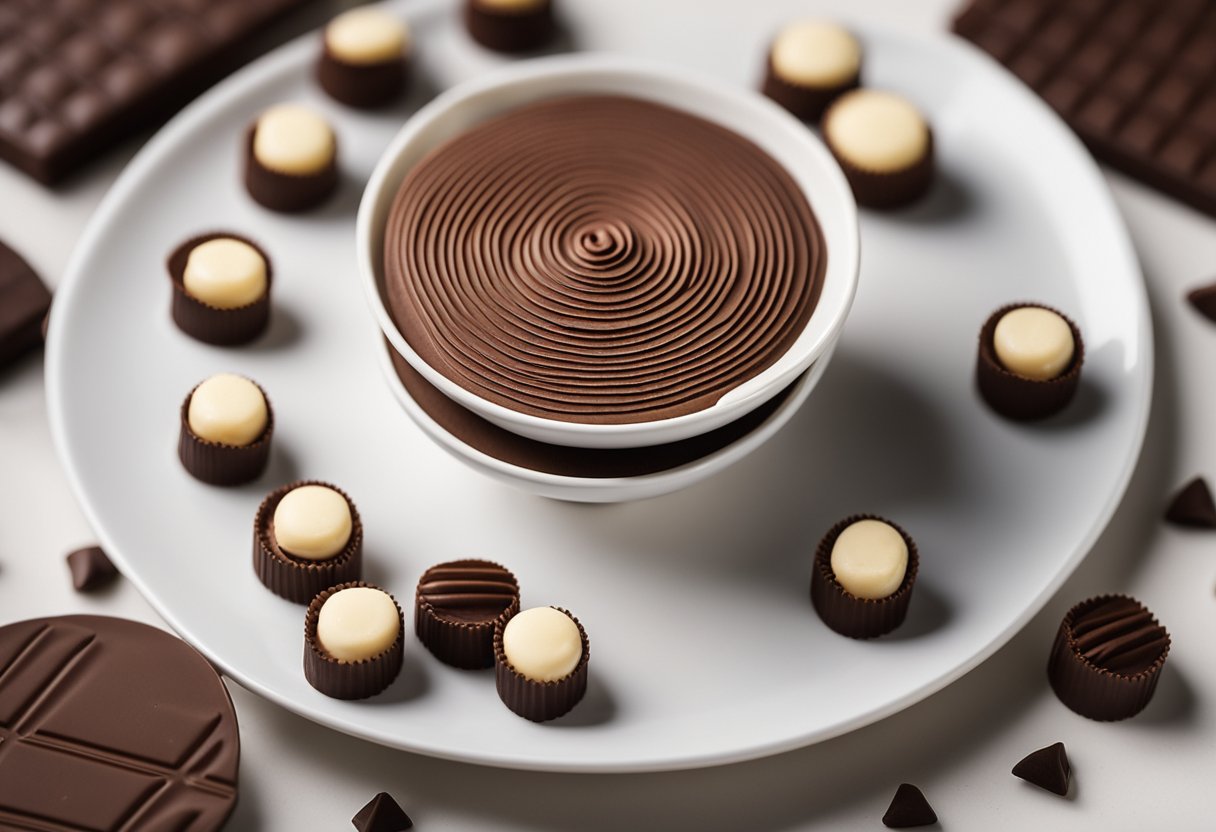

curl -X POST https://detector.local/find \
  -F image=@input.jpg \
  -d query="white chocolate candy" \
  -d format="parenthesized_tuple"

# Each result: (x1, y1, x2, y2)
(186, 373, 268, 447)
(830, 519, 908, 600)
(317, 587, 400, 662)
(182, 238, 267, 309)
(253, 104, 335, 176)
(824, 90, 929, 173)
(502, 606, 581, 682)
(771, 20, 861, 88)
(477, 0, 546, 11)
(993, 306, 1075, 381)
(273, 485, 352, 561)
(325, 8, 410, 65)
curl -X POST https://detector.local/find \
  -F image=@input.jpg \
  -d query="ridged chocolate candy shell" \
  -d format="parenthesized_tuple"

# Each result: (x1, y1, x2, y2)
(253, 480, 363, 603)
(316, 45, 408, 109)
(976, 302, 1084, 422)
(167, 231, 272, 346)
(761, 55, 859, 122)
(810, 514, 919, 639)
(463, 0, 555, 53)
(493, 607, 589, 722)
(415, 559, 520, 669)
(177, 382, 273, 486)
(304, 582, 405, 700)
(243, 124, 338, 213)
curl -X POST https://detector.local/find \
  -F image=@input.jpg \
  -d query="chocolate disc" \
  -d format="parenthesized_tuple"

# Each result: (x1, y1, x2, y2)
(0, 615, 238, 830)
(415, 560, 520, 669)
(384, 95, 825, 425)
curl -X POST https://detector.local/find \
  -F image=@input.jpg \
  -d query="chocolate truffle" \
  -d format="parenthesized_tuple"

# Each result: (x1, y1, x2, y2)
(822, 89, 934, 209)
(810, 515, 919, 639)
(415, 560, 520, 669)
(304, 582, 404, 700)
(167, 232, 272, 346)
(464, 0, 555, 53)
(254, 481, 363, 603)
(178, 373, 273, 486)
(1048, 595, 1170, 721)
(244, 103, 339, 213)
(317, 7, 411, 109)
(976, 303, 1084, 421)
(762, 20, 861, 122)
(493, 606, 589, 722)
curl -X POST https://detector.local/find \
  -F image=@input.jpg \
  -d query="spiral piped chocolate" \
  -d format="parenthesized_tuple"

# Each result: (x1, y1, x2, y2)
(384, 95, 826, 424)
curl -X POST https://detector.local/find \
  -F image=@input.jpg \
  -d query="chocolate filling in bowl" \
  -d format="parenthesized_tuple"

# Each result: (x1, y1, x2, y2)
(383, 95, 826, 426)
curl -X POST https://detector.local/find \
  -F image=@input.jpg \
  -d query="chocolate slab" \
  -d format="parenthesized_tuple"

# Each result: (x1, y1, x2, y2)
(0, 239, 51, 370)
(353, 792, 414, 832)
(304, 582, 404, 700)
(167, 231, 273, 346)
(243, 123, 338, 213)
(953, 0, 1216, 219)
(415, 560, 520, 669)
(882, 783, 937, 828)
(1165, 476, 1216, 528)
(0, 0, 307, 185)
(976, 303, 1084, 421)
(389, 346, 797, 479)
(384, 95, 825, 425)
(178, 380, 274, 486)
(810, 514, 919, 639)
(316, 44, 408, 109)
(493, 607, 589, 722)
(254, 480, 363, 603)
(761, 56, 859, 122)
(66, 545, 119, 592)
(1012, 741, 1071, 796)
(0, 615, 238, 830)
(464, 0, 556, 53)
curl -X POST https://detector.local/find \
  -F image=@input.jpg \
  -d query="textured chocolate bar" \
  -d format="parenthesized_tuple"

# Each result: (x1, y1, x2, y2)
(953, 0, 1216, 217)
(0, 0, 307, 184)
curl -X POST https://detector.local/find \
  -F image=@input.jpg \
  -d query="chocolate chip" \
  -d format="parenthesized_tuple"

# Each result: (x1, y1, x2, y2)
(65, 545, 119, 592)
(1165, 477, 1216, 528)
(1012, 741, 1071, 795)
(1186, 284, 1216, 322)
(882, 783, 937, 828)
(352, 792, 413, 832)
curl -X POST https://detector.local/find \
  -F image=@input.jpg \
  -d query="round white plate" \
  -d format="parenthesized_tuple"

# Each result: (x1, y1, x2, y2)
(46, 0, 1150, 772)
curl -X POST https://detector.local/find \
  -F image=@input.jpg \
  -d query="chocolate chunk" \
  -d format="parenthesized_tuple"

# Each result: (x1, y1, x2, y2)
(353, 792, 414, 832)
(415, 560, 520, 669)
(882, 783, 937, 828)
(0, 239, 51, 369)
(1012, 741, 1071, 796)
(1186, 284, 1216, 323)
(65, 545, 119, 592)
(1165, 476, 1216, 528)
(0, 0, 308, 184)
(0, 615, 239, 829)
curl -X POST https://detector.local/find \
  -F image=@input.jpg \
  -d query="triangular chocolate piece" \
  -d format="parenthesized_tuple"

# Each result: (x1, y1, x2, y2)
(882, 783, 937, 828)
(1165, 477, 1216, 528)
(352, 792, 413, 832)
(65, 546, 119, 592)
(1012, 741, 1070, 796)
(1187, 285, 1216, 323)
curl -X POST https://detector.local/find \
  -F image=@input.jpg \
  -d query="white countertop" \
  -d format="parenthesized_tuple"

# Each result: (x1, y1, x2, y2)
(2, 0, 1213, 828)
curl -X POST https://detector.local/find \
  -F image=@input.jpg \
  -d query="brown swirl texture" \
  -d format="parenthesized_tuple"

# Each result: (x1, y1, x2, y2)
(384, 95, 826, 424)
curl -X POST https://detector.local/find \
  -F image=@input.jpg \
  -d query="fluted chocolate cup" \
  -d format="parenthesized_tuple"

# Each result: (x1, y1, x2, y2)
(415, 559, 520, 669)
(167, 232, 272, 346)
(253, 480, 363, 603)
(316, 43, 408, 109)
(177, 382, 273, 486)
(810, 514, 919, 639)
(761, 55, 859, 122)
(976, 302, 1084, 422)
(304, 581, 404, 700)
(243, 124, 338, 213)
(493, 607, 589, 722)
(464, 0, 555, 53)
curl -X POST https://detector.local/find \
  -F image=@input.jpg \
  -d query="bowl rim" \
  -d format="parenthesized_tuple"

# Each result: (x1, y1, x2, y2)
(356, 52, 860, 443)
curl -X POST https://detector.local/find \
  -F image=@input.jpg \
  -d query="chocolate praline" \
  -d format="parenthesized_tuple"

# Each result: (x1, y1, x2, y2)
(253, 480, 363, 603)
(415, 559, 520, 669)
(316, 9, 410, 109)
(810, 514, 919, 639)
(975, 302, 1084, 422)
(167, 232, 272, 346)
(178, 376, 273, 486)
(493, 606, 589, 722)
(304, 582, 405, 700)
(821, 89, 934, 209)
(243, 107, 339, 213)
(761, 21, 862, 122)
(464, 0, 555, 53)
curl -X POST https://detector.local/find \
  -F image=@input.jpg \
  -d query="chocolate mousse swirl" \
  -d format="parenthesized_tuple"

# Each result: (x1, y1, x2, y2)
(384, 95, 826, 424)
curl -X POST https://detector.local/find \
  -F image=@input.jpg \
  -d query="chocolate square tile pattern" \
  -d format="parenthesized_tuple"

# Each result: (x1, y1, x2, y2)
(0, 0, 307, 185)
(954, 0, 1216, 217)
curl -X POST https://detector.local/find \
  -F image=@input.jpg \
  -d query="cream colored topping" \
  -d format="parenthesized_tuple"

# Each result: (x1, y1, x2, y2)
(186, 374, 267, 447)
(317, 587, 400, 662)
(326, 7, 409, 65)
(830, 519, 908, 600)
(824, 90, 929, 173)
(273, 485, 352, 561)
(253, 104, 335, 176)
(993, 306, 1075, 381)
(771, 20, 861, 87)
(182, 238, 267, 309)
(502, 606, 582, 682)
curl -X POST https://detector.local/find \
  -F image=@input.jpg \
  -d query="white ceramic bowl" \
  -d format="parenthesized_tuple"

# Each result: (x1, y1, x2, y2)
(357, 53, 859, 449)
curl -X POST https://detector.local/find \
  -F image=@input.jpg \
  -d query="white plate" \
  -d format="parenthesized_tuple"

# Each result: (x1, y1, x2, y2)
(46, 1, 1150, 772)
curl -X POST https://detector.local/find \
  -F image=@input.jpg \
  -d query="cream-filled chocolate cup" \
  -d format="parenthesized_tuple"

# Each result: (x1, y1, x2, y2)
(167, 232, 272, 346)
(317, 8, 411, 109)
(304, 581, 404, 700)
(178, 374, 273, 486)
(493, 606, 589, 722)
(822, 89, 934, 209)
(464, 0, 555, 53)
(811, 514, 919, 639)
(761, 20, 861, 121)
(254, 480, 363, 603)
(976, 302, 1084, 422)
(244, 104, 339, 213)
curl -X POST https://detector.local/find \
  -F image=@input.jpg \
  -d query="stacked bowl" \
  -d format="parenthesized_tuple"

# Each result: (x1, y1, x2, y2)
(356, 55, 860, 502)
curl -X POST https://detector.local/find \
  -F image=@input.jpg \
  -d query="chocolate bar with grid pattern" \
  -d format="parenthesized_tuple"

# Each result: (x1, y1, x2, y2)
(953, 0, 1216, 217)
(0, 0, 306, 184)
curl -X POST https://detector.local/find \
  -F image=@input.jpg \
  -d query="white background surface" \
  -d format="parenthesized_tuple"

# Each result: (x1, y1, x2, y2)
(1, 0, 1213, 829)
